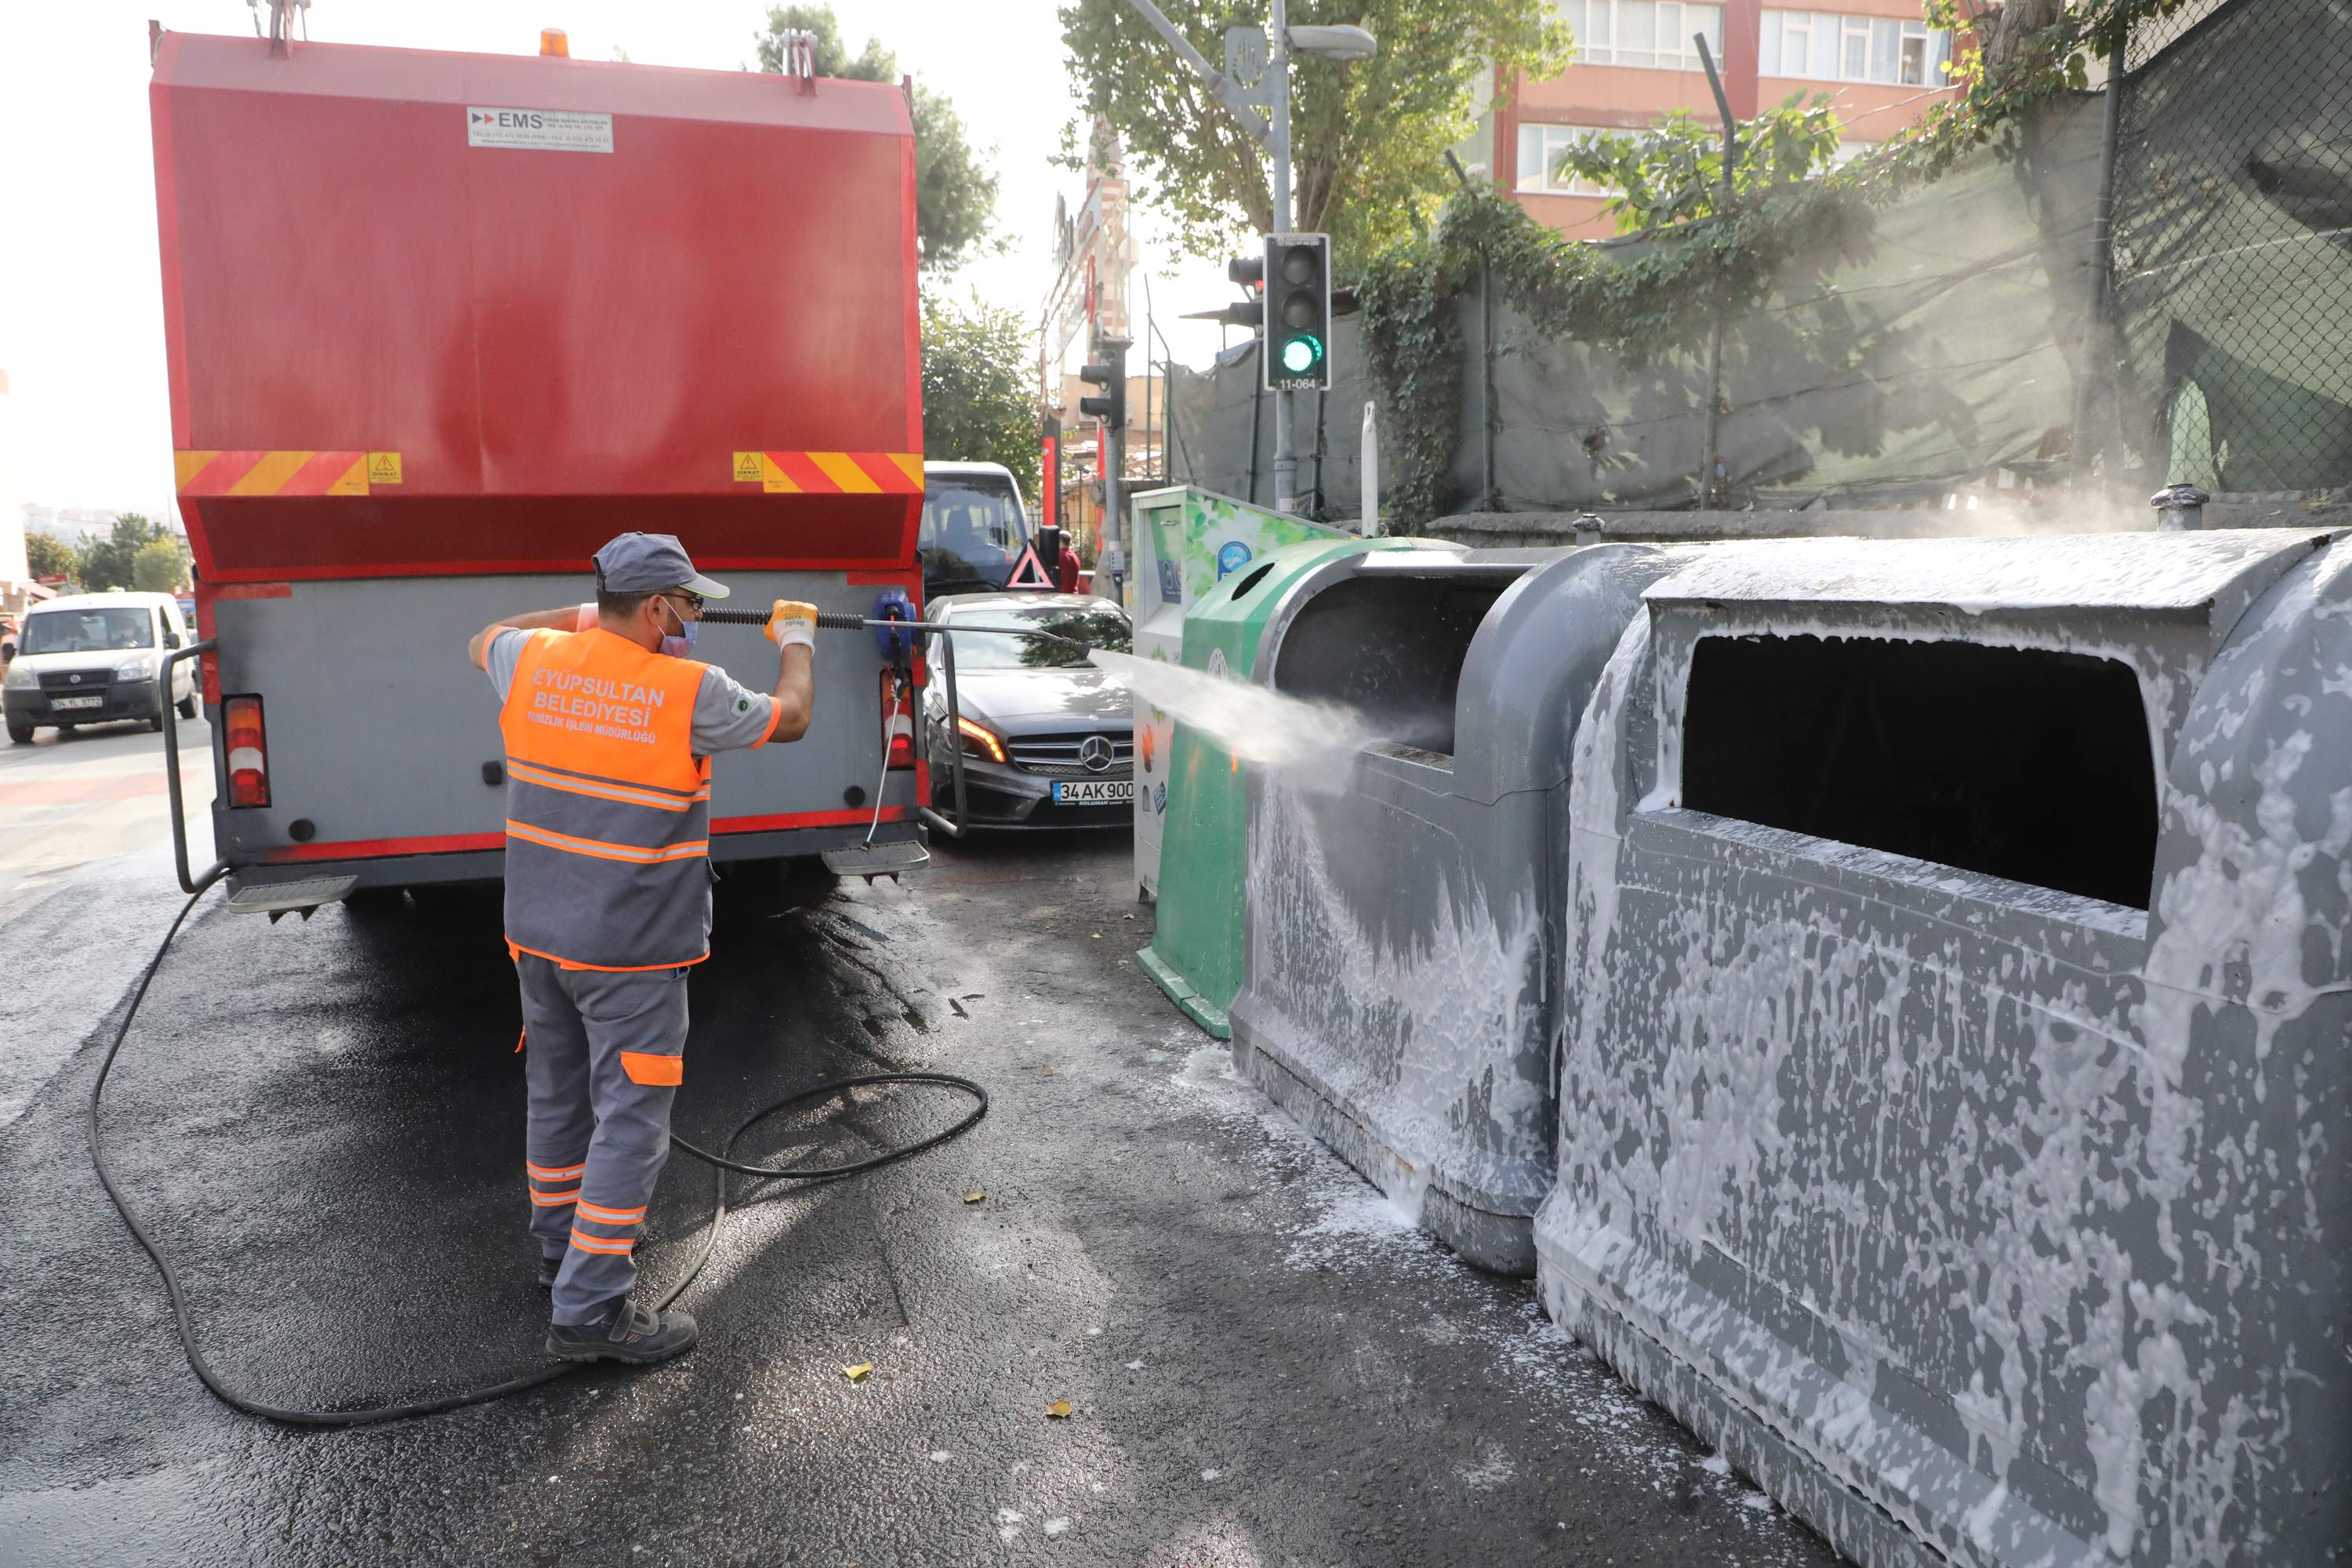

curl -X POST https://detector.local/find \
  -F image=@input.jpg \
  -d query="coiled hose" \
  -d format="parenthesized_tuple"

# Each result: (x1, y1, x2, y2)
(87, 870, 987, 1428)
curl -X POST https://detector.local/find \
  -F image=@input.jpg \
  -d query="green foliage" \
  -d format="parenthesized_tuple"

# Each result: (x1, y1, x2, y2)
(1902, 0, 2204, 180)
(1058, 0, 1570, 261)
(920, 292, 1043, 503)
(74, 515, 178, 593)
(24, 532, 74, 582)
(132, 539, 189, 595)
(1558, 94, 1843, 234)
(753, 5, 1000, 274)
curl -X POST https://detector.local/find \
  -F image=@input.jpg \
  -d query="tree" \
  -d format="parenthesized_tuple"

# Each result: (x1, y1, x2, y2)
(753, 6, 1000, 274)
(920, 293, 1042, 502)
(74, 514, 176, 593)
(1058, 0, 1570, 263)
(24, 532, 74, 583)
(132, 539, 189, 595)
(1557, 95, 1843, 234)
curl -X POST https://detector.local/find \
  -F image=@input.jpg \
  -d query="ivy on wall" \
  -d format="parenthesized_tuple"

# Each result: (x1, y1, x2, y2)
(1356, 179, 1870, 524)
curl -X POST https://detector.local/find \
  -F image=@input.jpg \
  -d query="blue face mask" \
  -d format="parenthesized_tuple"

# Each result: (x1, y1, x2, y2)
(658, 597, 697, 659)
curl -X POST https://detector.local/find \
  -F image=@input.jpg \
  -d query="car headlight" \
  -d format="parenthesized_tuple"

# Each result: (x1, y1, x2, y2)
(117, 656, 156, 681)
(2, 662, 32, 690)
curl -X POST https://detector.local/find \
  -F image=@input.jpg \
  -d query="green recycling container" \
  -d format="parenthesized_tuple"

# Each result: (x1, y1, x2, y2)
(1136, 534, 1398, 1037)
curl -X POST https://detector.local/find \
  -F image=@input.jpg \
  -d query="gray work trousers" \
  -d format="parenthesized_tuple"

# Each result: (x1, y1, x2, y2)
(514, 953, 691, 1326)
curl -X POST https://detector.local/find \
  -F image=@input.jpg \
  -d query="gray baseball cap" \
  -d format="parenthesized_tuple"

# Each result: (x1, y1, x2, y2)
(592, 532, 731, 599)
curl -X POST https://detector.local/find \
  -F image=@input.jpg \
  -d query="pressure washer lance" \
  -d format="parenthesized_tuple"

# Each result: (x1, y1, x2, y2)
(700, 607, 1094, 849)
(697, 606, 1091, 655)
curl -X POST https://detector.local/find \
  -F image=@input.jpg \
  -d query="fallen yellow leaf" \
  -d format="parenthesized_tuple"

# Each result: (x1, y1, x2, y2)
(843, 1363, 873, 1382)
(1045, 1399, 1074, 1419)
(963, 1190, 986, 1204)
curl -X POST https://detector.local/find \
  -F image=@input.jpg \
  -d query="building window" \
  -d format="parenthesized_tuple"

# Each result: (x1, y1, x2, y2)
(1517, 122, 1615, 196)
(1759, 10, 1951, 87)
(1557, 0, 1726, 72)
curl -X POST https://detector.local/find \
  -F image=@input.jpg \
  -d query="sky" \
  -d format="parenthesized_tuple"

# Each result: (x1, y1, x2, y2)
(0, 0, 1236, 521)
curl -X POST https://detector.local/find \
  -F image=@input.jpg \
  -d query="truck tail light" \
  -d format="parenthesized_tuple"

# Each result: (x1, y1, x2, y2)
(882, 672, 914, 769)
(223, 695, 270, 808)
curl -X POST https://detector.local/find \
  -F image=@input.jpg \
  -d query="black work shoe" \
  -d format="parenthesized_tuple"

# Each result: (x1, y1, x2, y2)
(537, 1254, 562, 1290)
(546, 1298, 699, 1366)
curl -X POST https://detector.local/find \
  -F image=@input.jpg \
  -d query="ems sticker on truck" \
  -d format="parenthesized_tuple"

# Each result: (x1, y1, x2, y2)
(466, 107, 613, 154)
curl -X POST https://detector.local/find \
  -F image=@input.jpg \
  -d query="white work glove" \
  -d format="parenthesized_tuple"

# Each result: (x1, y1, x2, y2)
(765, 599, 818, 652)
(574, 602, 597, 632)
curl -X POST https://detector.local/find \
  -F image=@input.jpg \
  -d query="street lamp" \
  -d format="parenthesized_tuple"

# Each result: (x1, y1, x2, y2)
(1286, 24, 1377, 61)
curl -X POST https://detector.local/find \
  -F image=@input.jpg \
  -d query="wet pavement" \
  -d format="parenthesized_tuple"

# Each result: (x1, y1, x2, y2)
(0, 825, 1844, 1567)
(0, 717, 213, 1129)
(0, 713, 212, 908)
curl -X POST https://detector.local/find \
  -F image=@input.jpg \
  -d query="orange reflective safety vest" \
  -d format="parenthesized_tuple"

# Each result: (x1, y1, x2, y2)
(497, 628, 714, 971)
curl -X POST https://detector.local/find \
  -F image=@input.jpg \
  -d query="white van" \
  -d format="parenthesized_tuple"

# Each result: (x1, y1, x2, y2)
(920, 461, 1033, 601)
(2, 591, 198, 744)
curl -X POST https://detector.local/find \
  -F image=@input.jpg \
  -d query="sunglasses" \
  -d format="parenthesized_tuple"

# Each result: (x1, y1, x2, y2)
(664, 590, 706, 615)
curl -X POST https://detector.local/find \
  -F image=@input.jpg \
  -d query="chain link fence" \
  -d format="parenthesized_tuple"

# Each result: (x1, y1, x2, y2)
(2109, 0, 2352, 494)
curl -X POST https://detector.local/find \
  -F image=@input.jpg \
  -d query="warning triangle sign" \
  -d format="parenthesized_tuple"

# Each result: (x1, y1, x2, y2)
(1003, 545, 1055, 590)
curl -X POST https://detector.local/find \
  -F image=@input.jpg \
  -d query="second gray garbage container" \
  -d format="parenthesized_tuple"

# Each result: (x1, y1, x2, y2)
(1229, 543, 1696, 1274)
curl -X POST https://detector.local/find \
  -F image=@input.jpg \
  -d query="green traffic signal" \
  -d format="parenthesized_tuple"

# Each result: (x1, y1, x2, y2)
(1280, 334, 1323, 375)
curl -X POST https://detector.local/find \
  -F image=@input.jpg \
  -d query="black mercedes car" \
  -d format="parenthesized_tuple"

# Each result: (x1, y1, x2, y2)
(923, 593, 1134, 829)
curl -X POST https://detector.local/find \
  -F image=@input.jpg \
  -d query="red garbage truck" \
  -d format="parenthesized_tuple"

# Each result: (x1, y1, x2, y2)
(148, 28, 934, 911)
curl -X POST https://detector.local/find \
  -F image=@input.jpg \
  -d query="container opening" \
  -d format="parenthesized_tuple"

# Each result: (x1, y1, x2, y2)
(1229, 561, 1279, 601)
(1682, 634, 2158, 909)
(1272, 576, 1505, 754)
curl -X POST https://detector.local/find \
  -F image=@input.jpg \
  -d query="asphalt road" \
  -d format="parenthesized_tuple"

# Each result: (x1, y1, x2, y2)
(0, 716, 214, 1129)
(0, 797, 1844, 1567)
(0, 713, 213, 909)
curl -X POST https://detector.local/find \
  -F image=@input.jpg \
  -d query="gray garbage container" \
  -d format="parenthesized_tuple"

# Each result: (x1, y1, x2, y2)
(1538, 528, 2352, 1568)
(1229, 542, 1697, 1274)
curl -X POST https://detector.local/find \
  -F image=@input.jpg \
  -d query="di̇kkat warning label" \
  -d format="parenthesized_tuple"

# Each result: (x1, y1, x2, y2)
(466, 107, 613, 154)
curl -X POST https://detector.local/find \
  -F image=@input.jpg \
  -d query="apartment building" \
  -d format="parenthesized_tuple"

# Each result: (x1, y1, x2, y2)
(1495, 0, 1962, 239)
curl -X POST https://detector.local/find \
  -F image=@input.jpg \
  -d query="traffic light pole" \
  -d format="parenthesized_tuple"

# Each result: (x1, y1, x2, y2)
(1104, 419, 1126, 597)
(1123, 0, 1302, 513)
(1079, 336, 1132, 597)
(1268, 0, 1298, 514)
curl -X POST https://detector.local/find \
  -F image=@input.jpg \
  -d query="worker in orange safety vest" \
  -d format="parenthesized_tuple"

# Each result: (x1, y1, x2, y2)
(468, 532, 815, 1366)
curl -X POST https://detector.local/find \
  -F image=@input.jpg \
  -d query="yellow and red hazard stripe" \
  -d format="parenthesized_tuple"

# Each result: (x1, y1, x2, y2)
(176, 450, 402, 496)
(731, 451, 922, 495)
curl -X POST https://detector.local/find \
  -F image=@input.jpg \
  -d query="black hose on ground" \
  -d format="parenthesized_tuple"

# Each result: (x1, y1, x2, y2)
(86, 875, 987, 1428)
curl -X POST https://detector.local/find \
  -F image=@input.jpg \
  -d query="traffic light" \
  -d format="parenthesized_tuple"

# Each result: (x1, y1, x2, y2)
(1078, 336, 1128, 431)
(1181, 253, 1265, 331)
(1262, 233, 1331, 392)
